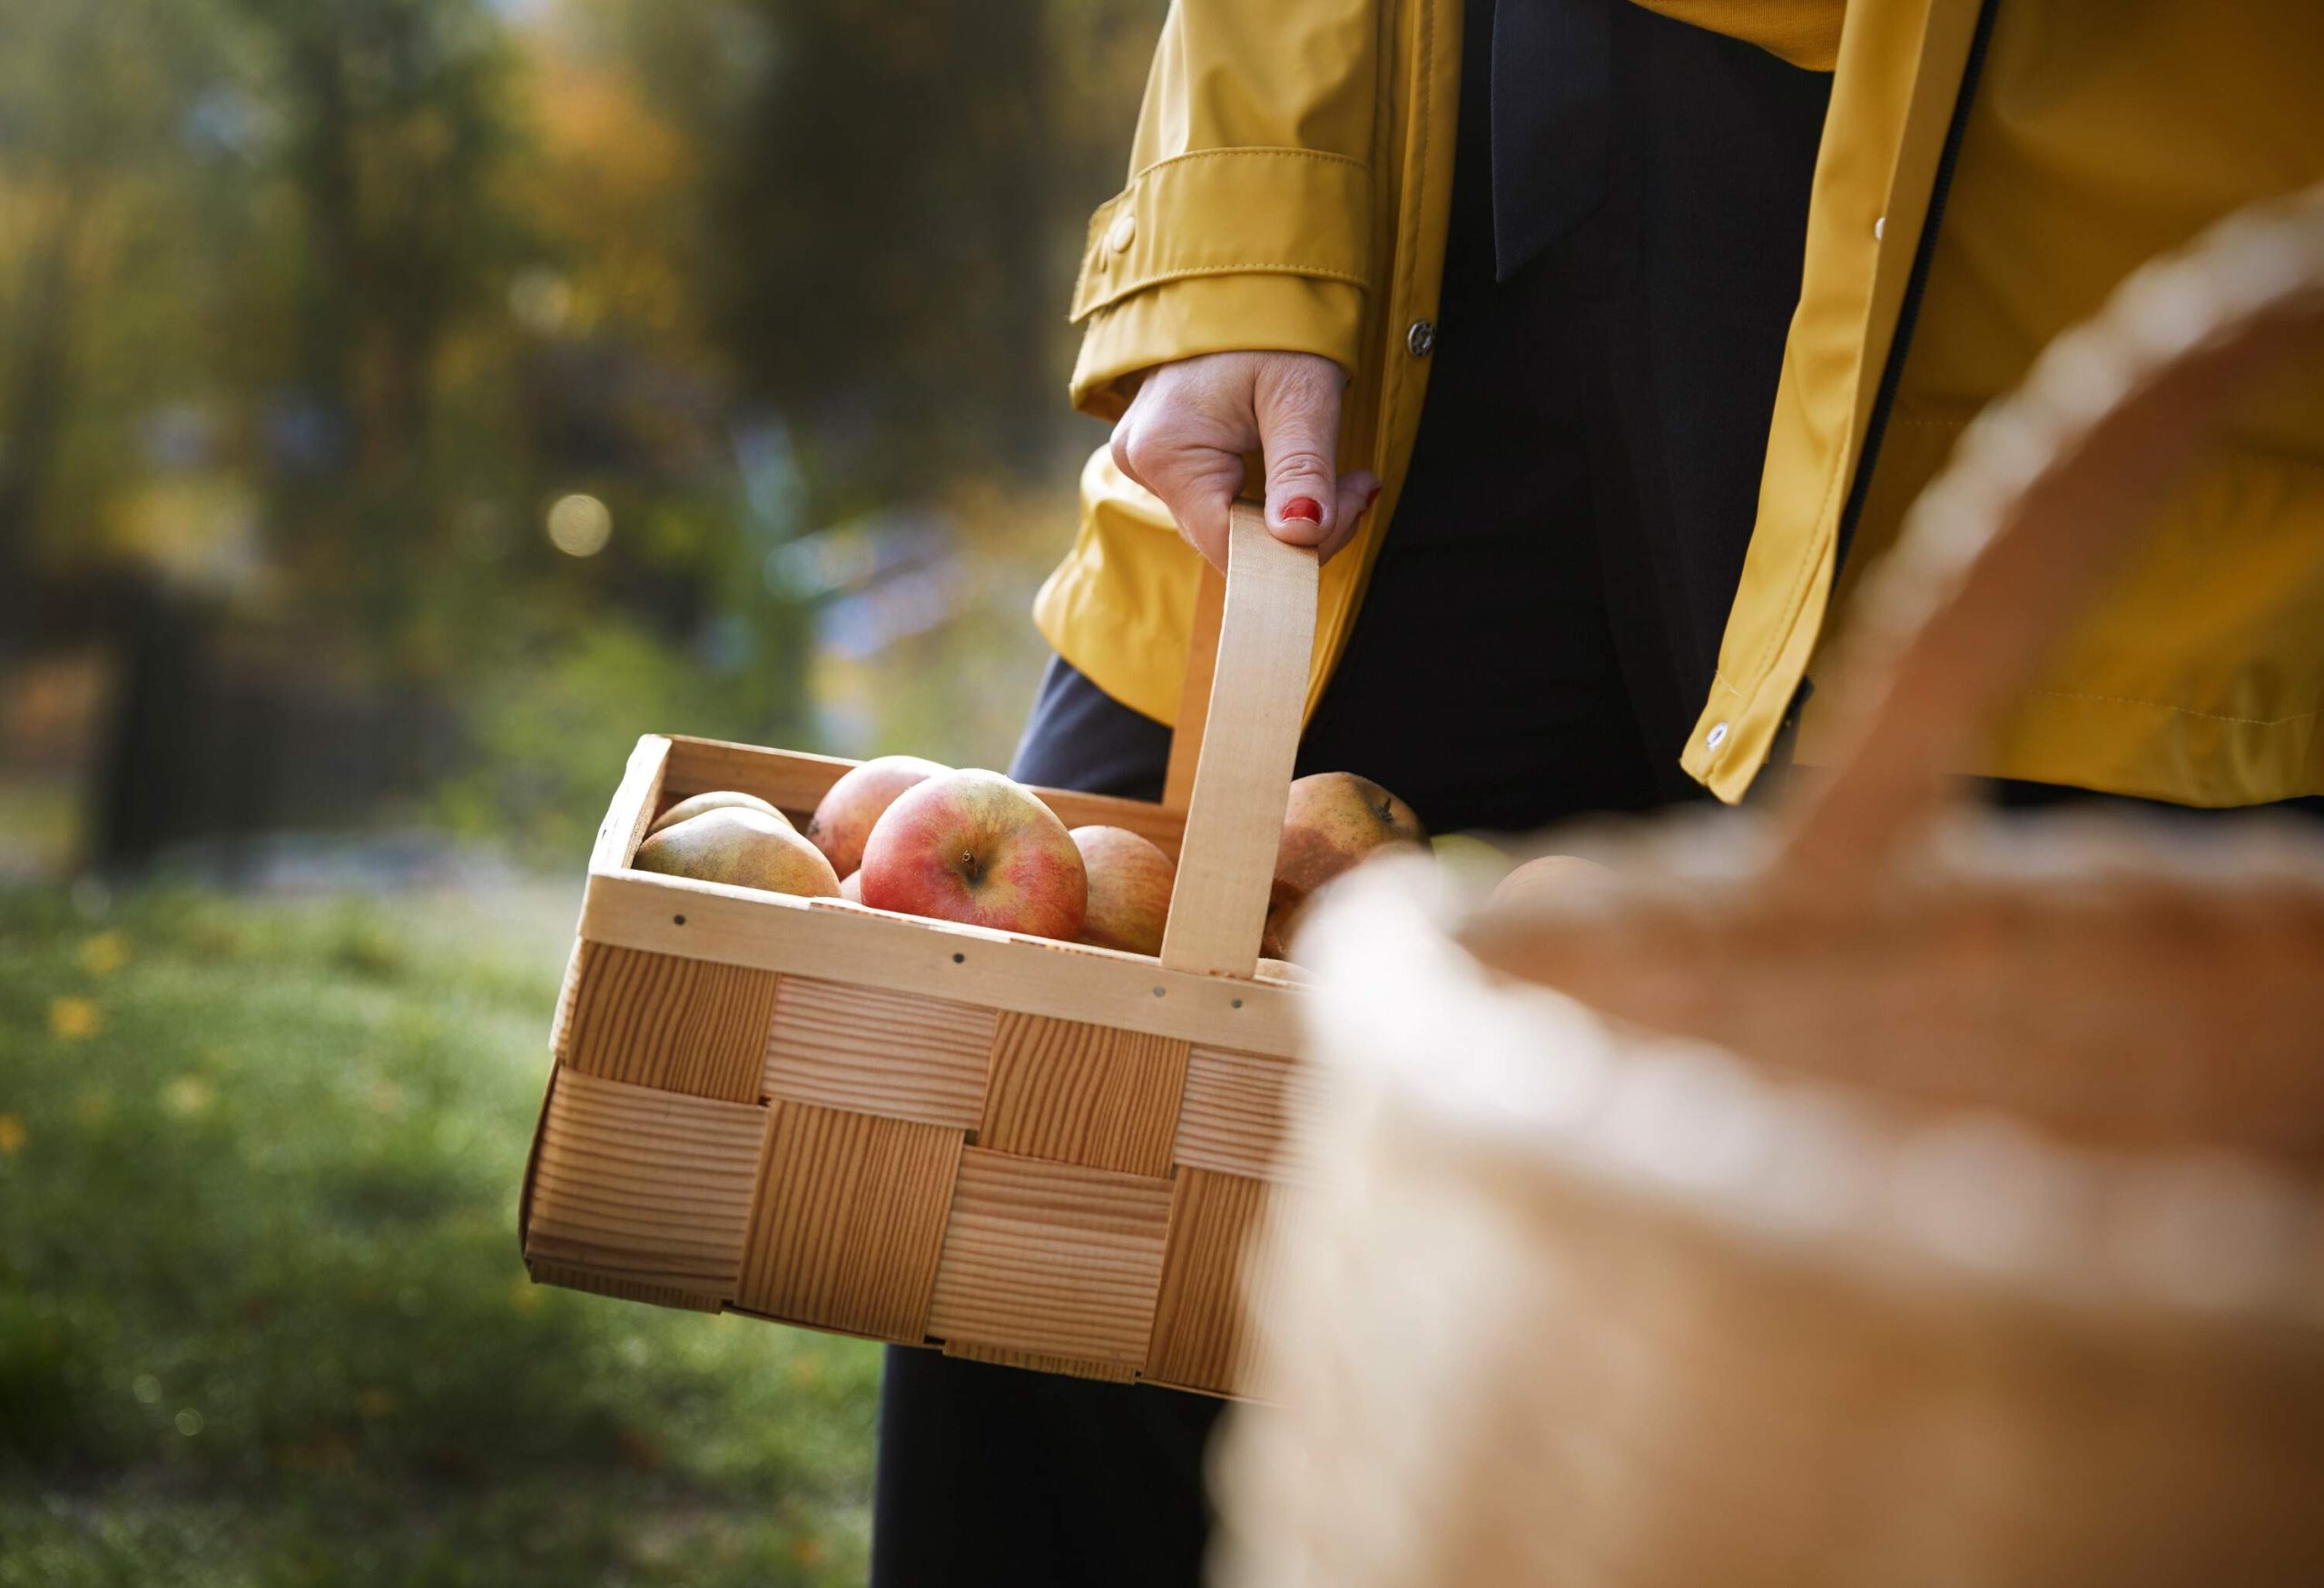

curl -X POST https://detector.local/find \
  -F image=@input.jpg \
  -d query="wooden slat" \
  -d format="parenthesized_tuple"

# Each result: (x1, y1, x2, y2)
(1145, 1169, 1301, 1398)
(1161, 505, 1315, 977)
(734, 1100, 962, 1342)
(978, 1013, 1190, 1176)
(582, 871, 1301, 1056)
(562, 944, 777, 1104)
(1174, 1043, 1325, 1183)
(1162, 557, 1228, 813)
(764, 977, 995, 1128)
(944, 1341, 1138, 1384)
(589, 735, 672, 875)
(548, 939, 590, 1060)
(659, 736, 1187, 858)
(526, 1260, 721, 1315)
(525, 1070, 763, 1297)
(925, 1148, 1173, 1365)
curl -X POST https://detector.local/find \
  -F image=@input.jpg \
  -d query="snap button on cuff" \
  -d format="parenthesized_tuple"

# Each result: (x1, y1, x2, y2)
(1108, 213, 1137, 252)
(1406, 319, 1436, 357)
(1706, 721, 1730, 750)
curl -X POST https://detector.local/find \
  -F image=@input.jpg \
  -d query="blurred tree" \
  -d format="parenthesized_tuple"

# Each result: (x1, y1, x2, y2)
(0, 0, 229, 642)
(218, 0, 519, 644)
(0, 0, 1162, 868)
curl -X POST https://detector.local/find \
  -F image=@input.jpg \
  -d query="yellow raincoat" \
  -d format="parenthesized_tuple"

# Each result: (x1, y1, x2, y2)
(1036, 0, 2324, 805)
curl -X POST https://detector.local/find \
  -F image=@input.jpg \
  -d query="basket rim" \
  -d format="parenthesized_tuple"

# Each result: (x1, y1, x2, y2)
(578, 863, 1308, 1057)
(1302, 857, 2324, 1330)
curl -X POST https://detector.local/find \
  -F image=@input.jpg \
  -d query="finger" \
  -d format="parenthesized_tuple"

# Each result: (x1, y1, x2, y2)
(1118, 409, 1246, 571)
(1318, 469, 1382, 564)
(1253, 359, 1346, 548)
(1166, 453, 1246, 570)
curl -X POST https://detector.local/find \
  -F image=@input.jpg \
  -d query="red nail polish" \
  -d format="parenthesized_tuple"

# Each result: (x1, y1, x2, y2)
(1283, 497, 1324, 524)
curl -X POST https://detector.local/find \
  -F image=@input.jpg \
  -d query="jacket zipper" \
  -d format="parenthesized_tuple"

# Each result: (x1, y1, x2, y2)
(1830, 0, 2004, 578)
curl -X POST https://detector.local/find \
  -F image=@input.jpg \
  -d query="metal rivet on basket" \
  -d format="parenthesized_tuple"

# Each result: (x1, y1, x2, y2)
(952, 952, 966, 963)
(673, 913, 686, 926)
(1231, 997, 1244, 1009)
(1153, 986, 1166, 997)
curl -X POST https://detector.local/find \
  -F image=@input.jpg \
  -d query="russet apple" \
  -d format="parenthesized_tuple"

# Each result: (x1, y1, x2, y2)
(806, 755, 950, 878)
(859, 768, 1086, 939)
(649, 789, 790, 836)
(1070, 824, 1176, 956)
(633, 807, 841, 897)
(1263, 771, 1426, 957)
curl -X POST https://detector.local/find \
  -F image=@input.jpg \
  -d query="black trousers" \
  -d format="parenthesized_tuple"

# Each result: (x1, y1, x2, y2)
(869, 7, 1829, 1584)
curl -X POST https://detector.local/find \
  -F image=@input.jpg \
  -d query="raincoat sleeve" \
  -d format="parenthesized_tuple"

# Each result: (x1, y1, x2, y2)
(1066, 0, 1381, 420)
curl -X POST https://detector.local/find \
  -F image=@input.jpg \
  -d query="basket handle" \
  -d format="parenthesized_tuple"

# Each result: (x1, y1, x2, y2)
(1159, 501, 1318, 977)
(1775, 187, 2324, 888)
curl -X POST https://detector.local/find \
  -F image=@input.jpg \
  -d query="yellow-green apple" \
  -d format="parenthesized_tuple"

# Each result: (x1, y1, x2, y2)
(806, 755, 950, 878)
(632, 808, 841, 897)
(1263, 772, 1426, 957)
(1489, 854, 1615, 909)
(1431, 831, 1512, 889)
(1070, 825, 1176, 956)
(859, 769, 1086, 938)
(649, 789, 790, 837)
(839, 870, 862, 903)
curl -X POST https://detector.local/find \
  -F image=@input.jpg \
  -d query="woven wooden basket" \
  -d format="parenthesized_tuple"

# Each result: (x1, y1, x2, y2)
(1216, 189, 2324, 1583)
(517, 502, 1322, 1397)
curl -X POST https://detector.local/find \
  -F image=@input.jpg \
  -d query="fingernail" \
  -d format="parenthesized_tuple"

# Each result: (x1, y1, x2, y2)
(1282, 498, 1323, 524)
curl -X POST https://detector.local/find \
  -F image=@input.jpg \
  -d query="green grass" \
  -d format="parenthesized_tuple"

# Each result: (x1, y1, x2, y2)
(0, 883, 880, 1586)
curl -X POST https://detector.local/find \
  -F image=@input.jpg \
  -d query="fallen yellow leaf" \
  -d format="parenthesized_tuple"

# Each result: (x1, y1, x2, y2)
(0, 1115, 25, 1154)
(48, 998, 102, 1040)
(78, 931, 130, 976)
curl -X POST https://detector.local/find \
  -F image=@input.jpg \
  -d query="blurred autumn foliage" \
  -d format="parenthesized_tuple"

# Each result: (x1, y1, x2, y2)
(0, 0, 1158, 872)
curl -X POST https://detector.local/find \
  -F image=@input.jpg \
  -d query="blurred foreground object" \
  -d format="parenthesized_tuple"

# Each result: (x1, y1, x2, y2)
(1216, 189, 2324, 1587)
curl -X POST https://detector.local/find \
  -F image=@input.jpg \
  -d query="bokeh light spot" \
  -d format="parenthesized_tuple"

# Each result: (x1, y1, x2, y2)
(546, 493, 612, 557)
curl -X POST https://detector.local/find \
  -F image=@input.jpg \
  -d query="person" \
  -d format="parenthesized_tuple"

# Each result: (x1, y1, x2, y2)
(872, 1, 2324, 1583)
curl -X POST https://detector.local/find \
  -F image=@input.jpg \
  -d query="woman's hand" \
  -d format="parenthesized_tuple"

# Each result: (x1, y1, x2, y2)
(1108, 350, 1381, 570)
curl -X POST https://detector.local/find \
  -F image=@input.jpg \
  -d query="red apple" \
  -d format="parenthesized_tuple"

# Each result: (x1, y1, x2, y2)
(806, 755, 950, 878)
(859, 769, 1086, 938)
(1263, 772, 1427, 957)
(1070, 825, 1176, 956)
(633, 808, 841, 898)
(649, 789, 790, 837)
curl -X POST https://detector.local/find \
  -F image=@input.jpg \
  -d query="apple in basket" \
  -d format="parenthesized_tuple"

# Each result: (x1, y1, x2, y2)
(1070, 824, 1177, 956)
(1490, 853, 1616, 909)
(632, 808, 842, 897)
(1263, 772, 1426, 958)
(648, 789, 791, 836)
(806, 755, 950, 879)
(859, 769, 1087, 939)
(838, 870, 863, 902)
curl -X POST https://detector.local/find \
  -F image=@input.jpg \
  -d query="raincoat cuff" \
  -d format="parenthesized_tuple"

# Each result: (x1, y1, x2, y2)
(1068, 272, 1367, 420)
(1067, 147, 1373, 418)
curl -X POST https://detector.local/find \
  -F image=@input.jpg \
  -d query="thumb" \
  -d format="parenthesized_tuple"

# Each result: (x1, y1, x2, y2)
(1253, 358, 1347, 548)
